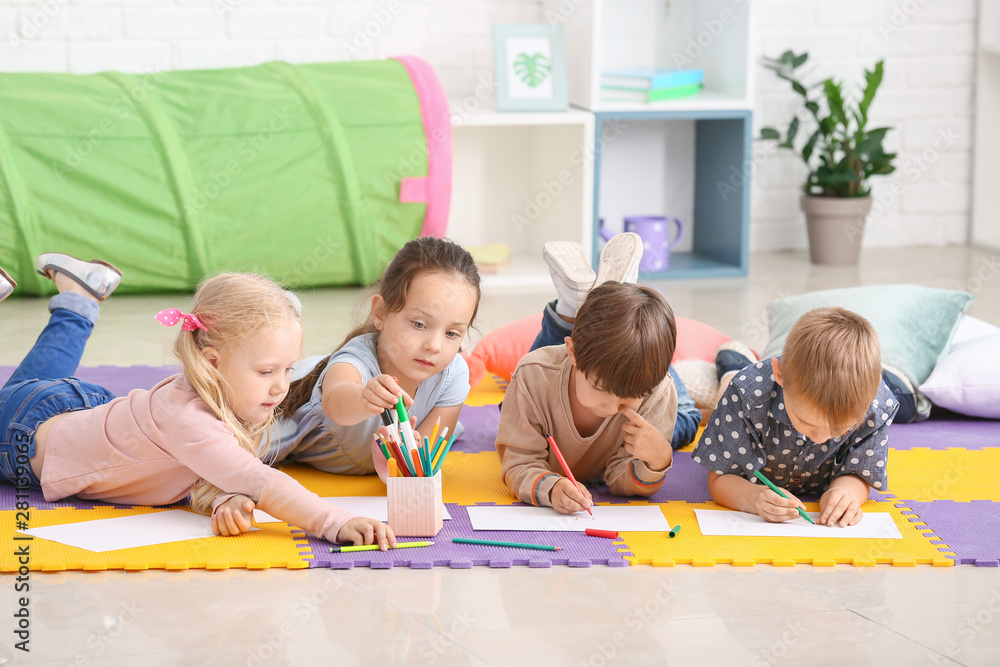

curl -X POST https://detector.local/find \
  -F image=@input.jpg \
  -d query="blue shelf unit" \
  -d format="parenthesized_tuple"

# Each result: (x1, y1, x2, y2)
(591, 108, 752, 280)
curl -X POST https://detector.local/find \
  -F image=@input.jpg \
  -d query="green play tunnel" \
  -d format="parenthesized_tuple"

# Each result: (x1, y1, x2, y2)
(0, 56, 451, 295)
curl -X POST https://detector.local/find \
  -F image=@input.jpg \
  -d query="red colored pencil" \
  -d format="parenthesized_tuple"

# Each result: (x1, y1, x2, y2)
(543, 432, 592, 516)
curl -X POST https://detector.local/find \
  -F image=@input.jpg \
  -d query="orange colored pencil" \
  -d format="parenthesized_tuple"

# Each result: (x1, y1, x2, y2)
(412, 449, 424, 476)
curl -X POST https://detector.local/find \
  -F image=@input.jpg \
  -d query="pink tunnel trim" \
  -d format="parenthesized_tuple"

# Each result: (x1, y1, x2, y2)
(392, 55, 452, 238)
(399, 176, 427, 203)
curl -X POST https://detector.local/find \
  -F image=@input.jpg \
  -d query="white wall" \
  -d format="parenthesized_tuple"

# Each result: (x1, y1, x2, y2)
(0, 0, 977, 252)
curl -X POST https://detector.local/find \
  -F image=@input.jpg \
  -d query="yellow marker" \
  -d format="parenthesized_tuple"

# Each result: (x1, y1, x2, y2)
(428, 416, 441, 454)
(388, 458, 399, 478)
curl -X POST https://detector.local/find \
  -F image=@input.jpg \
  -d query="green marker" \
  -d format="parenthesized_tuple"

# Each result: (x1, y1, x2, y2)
(669, 524, 681, 538)
(452, 537, 562, 551)
(753, 469, 816, 524)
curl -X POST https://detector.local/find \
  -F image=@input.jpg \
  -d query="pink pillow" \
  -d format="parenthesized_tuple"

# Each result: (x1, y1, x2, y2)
(463, 313, 731, 386)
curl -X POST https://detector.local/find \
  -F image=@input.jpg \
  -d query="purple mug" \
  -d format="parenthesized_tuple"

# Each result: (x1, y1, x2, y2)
(599, 216, 684, 272)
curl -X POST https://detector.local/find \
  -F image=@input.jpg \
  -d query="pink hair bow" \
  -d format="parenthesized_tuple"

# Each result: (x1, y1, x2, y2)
(156, 308, 207, 332)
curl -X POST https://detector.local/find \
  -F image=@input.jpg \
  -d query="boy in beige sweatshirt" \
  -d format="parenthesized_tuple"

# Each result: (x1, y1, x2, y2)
(495, 280, 679, 514)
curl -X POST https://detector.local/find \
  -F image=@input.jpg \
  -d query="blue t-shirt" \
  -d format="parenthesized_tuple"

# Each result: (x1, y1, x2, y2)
(692, 357, 898, 495)
(265, 333, 470, 474)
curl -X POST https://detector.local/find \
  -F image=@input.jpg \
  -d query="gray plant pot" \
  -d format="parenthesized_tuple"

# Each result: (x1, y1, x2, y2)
(799, 195, 873, 265)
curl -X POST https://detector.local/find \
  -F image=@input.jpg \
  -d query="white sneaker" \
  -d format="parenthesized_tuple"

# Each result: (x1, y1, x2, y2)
(595, 232, 643, 287)
(0, 267, 15, 303)
(36, 253, 123, 301)
(543, 241, 595, 319)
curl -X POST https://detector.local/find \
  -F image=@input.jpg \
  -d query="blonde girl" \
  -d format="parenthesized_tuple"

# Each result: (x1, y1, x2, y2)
(0, 254, 393, 548)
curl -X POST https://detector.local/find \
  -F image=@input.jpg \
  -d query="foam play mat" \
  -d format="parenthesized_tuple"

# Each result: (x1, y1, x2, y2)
(1, 366, 997, 571)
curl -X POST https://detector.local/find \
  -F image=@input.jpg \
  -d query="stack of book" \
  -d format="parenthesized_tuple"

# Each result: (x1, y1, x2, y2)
(467, 243, 512, 275)
(600, 67, 704, 103)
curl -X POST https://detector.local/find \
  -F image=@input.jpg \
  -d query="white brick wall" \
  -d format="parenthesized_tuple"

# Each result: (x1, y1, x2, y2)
(0, 0, 977, 251)
(752, 0, 977, 251)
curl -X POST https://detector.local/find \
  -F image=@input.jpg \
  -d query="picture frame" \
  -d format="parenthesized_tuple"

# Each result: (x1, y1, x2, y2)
(493, 24, 568, 112)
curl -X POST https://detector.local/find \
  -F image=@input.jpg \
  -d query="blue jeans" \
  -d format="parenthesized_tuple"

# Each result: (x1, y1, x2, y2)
(0, 294, 114, 488)
(532, 300, 701, 450)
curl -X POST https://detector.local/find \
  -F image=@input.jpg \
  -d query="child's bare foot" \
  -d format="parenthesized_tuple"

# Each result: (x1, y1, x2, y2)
(35, 253, 122, 302)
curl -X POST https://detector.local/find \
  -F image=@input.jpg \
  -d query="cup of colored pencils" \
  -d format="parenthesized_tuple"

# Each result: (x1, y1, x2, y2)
(374, 407, 453, 537)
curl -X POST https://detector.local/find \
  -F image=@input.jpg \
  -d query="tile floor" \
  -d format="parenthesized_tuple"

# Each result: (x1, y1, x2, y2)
(1, 247, 999, 666)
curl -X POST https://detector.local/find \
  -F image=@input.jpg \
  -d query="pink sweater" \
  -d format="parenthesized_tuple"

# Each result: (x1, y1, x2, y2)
(41, 375, 356, 543)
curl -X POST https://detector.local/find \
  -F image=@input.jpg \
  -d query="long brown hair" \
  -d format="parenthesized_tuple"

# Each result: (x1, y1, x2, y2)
(279, 237, 481, 415)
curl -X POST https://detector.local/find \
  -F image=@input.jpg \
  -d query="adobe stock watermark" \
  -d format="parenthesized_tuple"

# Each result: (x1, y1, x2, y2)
(849, 125, 960, 242)
(670, 0, 749, 68)
(450, 74, 498, 126)
(72, 600, 143, 666)
(930, 588, 1000, 666)
(510, 118, 627, 234)
(241, 574, 346, 667)
(750, 618, 807, 667)
(578, 579, 678, 667)
(740, 287, 797, 341)
(50, 69, 167, 181)
(878, 0, 933, 38)
(339, 0, 402, 61)
(183, 106, 296, 218)
(418, 610, 473, 665)
(7, 0, 68, 52)
(955, 254, 1000, 296)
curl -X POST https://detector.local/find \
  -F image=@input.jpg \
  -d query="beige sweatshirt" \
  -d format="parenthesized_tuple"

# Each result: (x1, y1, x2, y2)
(495, 345, 677, 507)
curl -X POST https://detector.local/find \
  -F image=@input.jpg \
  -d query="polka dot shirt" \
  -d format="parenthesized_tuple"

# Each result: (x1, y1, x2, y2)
(692, 358, 898, 496)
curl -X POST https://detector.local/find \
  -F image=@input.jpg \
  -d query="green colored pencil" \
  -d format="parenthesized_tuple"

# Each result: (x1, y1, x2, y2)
(452, 537, 562, 551)
(753, 470, 816, 524)
(330, 541, 434, 553)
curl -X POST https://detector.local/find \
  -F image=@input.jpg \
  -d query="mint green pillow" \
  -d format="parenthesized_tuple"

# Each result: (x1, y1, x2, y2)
(761, 285, 974, 389)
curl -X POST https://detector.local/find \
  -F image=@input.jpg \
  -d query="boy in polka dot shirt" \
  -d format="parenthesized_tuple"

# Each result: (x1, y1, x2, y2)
(693, 307, 898, 528)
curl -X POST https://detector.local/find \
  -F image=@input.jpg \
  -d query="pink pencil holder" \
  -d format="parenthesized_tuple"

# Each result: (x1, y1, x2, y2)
(387, 471, 444, 537)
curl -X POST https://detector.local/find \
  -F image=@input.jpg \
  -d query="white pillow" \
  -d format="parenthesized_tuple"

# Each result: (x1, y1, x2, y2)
(920, 332, 1000, 419)
(949, 315, 1000, 350)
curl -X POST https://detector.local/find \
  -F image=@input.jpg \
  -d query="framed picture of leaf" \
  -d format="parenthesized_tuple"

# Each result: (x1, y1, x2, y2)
(493, 24, 568, 112)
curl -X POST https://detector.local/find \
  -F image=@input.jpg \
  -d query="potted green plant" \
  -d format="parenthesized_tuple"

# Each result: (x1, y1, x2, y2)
(760, 51, 896, 265)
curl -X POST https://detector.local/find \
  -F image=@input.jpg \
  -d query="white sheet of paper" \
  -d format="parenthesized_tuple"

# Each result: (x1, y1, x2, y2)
(252, 496, 451, 524)
(16, 510, 239, 553)
(694, 509, 903, 539)
(467, 505, 671, 532)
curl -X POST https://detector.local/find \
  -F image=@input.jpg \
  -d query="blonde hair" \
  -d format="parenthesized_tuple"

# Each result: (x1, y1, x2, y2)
(175, 273, 302, 514)
(781, 306, 882, 433)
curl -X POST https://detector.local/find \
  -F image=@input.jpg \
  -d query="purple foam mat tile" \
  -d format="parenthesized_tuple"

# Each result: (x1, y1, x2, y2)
(453, 405, 502, 453)
(589, 452, 714, 504)
(0, 365, 178, 398)
(895, 499, 1000, 567)
(889, 415, 1000, 450)
(0, 483, 142, 511)
(301, 503, 630, 570)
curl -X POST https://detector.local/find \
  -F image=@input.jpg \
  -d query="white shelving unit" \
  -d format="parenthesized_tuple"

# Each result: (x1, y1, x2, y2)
(973, 0, 1000, 249)
(448, 104, 594, 288)
(545, 0, 755, 280)
(554, 0, 754, 113)
(447, 0, 755, 287)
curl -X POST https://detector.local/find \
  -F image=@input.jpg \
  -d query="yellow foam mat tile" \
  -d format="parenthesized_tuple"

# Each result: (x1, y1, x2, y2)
(883, 447, 1000, 502)
(465, 373, 507, 407)
(0, 507, 309, 573)
(617, 501, 954, 567)
(279, 452, 517, 507)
